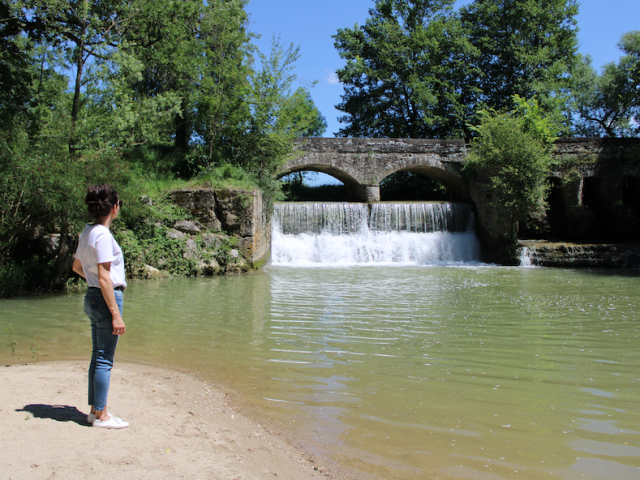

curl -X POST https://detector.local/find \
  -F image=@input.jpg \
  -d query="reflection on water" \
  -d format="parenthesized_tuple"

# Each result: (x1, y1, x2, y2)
(1, 266, 640, 480)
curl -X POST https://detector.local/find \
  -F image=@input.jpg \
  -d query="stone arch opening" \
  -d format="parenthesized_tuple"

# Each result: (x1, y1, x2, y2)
(380, 170, 451, 201)
(277, 165, 355, 201)
(379, 166, 467, 201)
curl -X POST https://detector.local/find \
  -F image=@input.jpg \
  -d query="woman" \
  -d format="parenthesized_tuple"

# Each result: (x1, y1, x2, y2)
(72, 185, 129, 429)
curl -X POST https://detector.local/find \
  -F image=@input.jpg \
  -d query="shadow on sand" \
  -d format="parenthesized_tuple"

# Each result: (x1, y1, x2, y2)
(17, 404, 91, 427)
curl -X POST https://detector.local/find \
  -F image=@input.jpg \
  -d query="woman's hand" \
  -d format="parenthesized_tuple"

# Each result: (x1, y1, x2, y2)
(112, 314, 126, 335)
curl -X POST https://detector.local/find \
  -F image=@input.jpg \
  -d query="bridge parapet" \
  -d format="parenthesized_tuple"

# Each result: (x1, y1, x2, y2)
(293, 137, 468, 159)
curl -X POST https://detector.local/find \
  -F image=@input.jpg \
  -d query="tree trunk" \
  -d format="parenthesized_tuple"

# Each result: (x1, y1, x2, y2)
(51, 223, 75, 290)
(70, 23, 86, 154)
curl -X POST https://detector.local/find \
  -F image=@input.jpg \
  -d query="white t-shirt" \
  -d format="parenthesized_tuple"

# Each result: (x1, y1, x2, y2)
(74, 224, 127, 289)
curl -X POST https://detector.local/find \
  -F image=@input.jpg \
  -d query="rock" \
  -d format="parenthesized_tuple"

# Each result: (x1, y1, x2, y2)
(23, 225, 44, 241)
(174, 220, 202, 234)
(229, 249, 239, 258)
(183, 238, 198, 259)
(198, 258, 223, 275)
(140, 195, 153, 205)
(166, 228, 186, 240)
(201, 233, 223, 250)
(39, 235, 60, 256)
(142, 264, 166, 280)
(225, 258, 251, 274)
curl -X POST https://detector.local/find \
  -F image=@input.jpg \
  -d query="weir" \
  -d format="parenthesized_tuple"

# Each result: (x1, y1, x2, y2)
(271, 202, 481, 266)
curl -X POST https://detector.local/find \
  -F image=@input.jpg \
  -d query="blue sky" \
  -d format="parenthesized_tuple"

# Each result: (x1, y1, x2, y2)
(247, 0, 639, 138)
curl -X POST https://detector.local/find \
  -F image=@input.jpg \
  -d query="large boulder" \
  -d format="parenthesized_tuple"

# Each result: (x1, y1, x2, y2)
(142, 264, 167, 280)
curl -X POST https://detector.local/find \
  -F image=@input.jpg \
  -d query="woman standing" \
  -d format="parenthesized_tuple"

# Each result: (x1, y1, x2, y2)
(72, 185, 129, 429)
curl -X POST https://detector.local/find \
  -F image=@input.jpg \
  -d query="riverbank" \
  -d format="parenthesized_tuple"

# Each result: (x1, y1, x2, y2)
(0, 361, 331, 480)
(518, 240, 640, 268)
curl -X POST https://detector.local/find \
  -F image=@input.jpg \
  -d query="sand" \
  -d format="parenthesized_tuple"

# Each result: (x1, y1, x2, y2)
(0, 361, 334, 480)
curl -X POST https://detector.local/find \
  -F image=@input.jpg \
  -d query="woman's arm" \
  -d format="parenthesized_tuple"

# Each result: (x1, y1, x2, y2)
(97, 262, 126, 336)
(72, 258, 85, 279)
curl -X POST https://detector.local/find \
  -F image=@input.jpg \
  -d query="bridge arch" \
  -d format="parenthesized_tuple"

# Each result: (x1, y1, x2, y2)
(281, 138, 469, 201)
(277, 164, 363, 201)
(378, 166, 467, 200)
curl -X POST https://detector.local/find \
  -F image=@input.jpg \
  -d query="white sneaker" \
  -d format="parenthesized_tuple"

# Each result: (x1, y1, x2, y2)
(88, 411, 112, 425)
(93, 415, 129, 429)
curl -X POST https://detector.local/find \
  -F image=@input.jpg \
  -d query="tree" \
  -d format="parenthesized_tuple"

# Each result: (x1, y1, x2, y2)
(460, 0, 579, 127)
(232, 36, 325, 205)
(195, 0, 253, 160)
(333, 0, 477, 138)
(463, 97, 557, 255)
(572, 31, 640, 137)
(333, 0, 578, 139)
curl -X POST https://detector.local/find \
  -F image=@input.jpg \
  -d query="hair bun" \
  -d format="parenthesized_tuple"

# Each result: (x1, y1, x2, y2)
(85, 185, 119, 219)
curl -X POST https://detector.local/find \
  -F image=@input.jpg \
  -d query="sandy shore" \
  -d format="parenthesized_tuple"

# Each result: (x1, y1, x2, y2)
(0, 361, 333, 480)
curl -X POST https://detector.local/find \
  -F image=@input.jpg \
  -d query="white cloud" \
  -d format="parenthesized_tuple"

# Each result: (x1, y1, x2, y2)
(327, 72, 341, 85)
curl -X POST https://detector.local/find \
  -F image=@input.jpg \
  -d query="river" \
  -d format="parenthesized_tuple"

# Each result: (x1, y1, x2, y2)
(2, 201, 640, 479)
(2, 265, 639, 479)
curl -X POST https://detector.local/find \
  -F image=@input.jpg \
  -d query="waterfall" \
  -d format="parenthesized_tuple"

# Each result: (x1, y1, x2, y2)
(519, 246, 533, 267)
(272, 202, 482, 266)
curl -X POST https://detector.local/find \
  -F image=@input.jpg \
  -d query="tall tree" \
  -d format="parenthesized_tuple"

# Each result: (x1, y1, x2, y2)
(460, 0, 579, 126)
(333, 0, 476, 138)
(195, 0, 253, 160)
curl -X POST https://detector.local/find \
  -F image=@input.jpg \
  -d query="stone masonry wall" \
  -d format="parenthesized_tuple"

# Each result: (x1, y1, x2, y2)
(171, 188, 270, 266)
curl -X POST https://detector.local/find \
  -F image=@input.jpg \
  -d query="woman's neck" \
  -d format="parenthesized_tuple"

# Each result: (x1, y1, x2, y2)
(94, 212, 114, 229)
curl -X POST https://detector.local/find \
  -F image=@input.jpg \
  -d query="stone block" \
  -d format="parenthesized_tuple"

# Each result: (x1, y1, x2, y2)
(171, 189, 221, 230)
(174, 220, 202, 234)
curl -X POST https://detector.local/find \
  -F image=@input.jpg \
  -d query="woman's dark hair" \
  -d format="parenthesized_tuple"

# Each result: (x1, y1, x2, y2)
(85, 185, 119, 219)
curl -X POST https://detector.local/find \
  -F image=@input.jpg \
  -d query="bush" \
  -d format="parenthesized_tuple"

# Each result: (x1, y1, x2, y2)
(463, 98, 557, 254)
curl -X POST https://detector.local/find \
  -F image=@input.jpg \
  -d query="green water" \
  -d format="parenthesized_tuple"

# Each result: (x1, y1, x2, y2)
(1, 266, 640, 480)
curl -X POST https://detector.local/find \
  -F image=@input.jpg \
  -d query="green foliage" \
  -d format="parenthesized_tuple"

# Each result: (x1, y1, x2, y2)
(460, 0, 579, 125)
(380, 172, 449, 201)
(333, 0, 473, 138)
(30, 342, 39, 364)
(115, 224, 198, 278)
(6, 324, 17, 363)
(333, 0, 579, 138)
(463, 97, 555, 251)
(0, 0, 327, 294)
(571, 31, 640, 137)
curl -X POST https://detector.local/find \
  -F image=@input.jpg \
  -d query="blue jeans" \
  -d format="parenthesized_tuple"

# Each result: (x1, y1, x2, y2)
(84, 288, 123, 411)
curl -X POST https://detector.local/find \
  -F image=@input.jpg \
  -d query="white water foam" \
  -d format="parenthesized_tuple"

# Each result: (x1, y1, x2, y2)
(272, 202, 482, 267)
(519, 247, 533, 267)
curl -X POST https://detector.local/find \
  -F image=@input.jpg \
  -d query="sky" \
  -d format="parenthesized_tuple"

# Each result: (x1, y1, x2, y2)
(246, 0, 639, 138)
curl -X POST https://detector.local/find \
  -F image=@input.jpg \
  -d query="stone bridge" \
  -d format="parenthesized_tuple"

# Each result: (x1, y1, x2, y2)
(282, 138, 468, 201)
(281, 137, 640, 244)
(281, 138, 640, 208)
